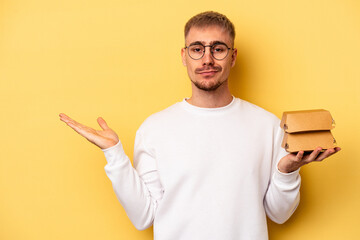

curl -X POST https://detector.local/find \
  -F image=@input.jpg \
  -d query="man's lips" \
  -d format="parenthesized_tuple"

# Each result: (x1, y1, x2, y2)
(195, 67, 222, 75)
(199, 70, 218, 74)
(198, 70, 218, 76)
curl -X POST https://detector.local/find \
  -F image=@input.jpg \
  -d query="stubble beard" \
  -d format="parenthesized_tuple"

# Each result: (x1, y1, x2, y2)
(191, 78, 226, 92)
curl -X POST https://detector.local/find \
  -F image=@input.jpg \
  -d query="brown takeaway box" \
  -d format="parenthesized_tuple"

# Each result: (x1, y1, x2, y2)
(280, 109, 337, 153)
(280, 109, 335, 133)
(282, 131, 337, 153)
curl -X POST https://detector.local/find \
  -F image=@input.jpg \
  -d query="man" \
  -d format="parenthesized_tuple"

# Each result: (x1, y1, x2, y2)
(59, 11, 340, 240)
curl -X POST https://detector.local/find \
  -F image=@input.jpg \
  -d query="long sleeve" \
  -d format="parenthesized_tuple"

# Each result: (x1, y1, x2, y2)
(99, 98, 302, 239)
(264, 126, 301, 224)
(102, 131, 164, 230)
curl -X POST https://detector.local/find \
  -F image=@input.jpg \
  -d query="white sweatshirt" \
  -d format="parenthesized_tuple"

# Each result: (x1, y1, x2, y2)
(102, 97, 300, 240)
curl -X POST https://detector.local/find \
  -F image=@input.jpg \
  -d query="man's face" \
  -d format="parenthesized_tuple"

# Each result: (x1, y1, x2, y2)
(181, 25, 237, 92)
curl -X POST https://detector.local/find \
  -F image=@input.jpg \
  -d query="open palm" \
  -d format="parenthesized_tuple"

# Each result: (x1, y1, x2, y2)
(59, 113, 119, 149)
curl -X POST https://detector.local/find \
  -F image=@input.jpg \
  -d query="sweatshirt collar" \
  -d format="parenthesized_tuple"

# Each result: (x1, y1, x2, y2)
(181, 96, 237, 114)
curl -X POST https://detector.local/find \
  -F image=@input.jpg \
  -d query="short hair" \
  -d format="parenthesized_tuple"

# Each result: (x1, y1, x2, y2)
(184, 11, 235, 44)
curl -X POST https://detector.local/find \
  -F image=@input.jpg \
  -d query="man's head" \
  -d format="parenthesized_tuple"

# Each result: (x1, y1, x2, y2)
(182, 11, 237, 92)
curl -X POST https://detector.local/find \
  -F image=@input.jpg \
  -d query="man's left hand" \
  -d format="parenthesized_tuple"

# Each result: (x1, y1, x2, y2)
(277, 147, 341, 173)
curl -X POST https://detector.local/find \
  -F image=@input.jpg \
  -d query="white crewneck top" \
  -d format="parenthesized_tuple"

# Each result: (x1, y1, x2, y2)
(102, 97, 300, 240)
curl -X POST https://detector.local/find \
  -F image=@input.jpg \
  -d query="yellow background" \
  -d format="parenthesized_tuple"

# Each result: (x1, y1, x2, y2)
(1, 0, 359, 239)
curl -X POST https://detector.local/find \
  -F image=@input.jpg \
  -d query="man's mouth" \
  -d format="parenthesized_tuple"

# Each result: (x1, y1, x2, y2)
(195, 67, 222, 76)
(199, 71, 218, 77)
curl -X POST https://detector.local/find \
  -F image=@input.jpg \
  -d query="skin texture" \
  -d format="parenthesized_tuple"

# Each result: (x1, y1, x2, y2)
(59, 24, 340, 172)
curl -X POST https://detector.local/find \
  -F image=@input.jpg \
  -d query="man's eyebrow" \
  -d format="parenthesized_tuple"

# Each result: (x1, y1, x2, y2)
(188, 40, 228, 46)
(210, 40, 227, 45)
(188, 41, 204, 46)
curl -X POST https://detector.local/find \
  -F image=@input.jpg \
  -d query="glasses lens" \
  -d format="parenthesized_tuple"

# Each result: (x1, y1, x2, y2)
(188, 44, 204, 59)
(211, 44, 229, 60)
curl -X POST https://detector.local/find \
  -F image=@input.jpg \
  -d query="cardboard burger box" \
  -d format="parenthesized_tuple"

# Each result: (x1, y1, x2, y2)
(280, 109, 337, 153)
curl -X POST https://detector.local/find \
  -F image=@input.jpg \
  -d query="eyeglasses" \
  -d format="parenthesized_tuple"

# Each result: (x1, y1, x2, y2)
(185, 43, 234, 60)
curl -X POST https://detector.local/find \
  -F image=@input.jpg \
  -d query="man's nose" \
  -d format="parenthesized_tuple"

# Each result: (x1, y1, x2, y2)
(202, 47, 215, 65)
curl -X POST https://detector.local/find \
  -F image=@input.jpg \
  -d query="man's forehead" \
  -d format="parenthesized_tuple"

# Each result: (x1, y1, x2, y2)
(185, 25, 232, 45)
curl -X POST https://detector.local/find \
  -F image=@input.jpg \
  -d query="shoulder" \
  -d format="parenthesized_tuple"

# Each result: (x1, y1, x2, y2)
(137, 101, 183, 132)
(236, 98, 280, 125)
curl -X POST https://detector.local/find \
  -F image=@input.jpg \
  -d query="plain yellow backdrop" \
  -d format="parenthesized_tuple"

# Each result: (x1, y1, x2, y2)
(1, 0, 359, 239)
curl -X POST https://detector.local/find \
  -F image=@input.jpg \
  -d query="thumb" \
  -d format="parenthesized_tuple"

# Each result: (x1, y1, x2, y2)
(97, 117, 110, 130)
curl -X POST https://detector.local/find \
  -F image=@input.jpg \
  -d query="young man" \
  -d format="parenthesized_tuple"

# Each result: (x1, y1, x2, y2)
(59, 11, 340, 240)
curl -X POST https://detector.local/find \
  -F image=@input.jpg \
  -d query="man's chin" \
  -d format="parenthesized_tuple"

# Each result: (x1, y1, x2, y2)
(192, 80, 223, 92)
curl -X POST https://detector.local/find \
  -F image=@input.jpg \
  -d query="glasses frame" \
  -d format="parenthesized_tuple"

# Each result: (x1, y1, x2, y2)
(184, 43, 234, 60)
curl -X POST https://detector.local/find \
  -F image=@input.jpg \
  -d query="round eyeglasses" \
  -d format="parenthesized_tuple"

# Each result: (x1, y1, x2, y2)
(185, 43, 234, 60)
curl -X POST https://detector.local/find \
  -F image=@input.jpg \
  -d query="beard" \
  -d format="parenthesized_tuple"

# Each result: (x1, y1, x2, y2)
(191, 78, 225, 91)
(191, 65, 225, 91)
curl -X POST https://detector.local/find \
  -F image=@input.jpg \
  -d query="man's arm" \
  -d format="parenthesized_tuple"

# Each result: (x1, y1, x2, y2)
(103, 130, 164, 230)
(263, 126, 340, 224)
(59, 113, 164, 230)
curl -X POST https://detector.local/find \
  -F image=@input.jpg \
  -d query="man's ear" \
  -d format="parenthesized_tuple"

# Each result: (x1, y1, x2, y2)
(231, 48, 237, 67)
(181, 48, 187, 66)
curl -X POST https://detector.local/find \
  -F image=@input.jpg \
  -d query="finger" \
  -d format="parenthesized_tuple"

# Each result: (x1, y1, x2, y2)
(97, 117, 110, 130)
(64, 120, 86, 134)
(65, 120, 98, 142)
(59, 113, 76, 124)
(65, 121, 81, 132)
(335, 147, 341, 152)
(59, 113, 71, 122)
(60, 114, 95, 136)
(295, 151, 304, 162)
(304, 147, 322, 163)
(59, 113, 86, 129)
(313, 148, 337, 162)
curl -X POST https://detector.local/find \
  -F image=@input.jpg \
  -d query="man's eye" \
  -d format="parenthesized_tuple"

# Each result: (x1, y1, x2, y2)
(191, 47, 202, 52)
(213, 47, 225, 52)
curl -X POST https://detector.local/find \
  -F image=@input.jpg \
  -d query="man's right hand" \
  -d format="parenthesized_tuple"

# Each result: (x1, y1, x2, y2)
(59, 113, 119, 149)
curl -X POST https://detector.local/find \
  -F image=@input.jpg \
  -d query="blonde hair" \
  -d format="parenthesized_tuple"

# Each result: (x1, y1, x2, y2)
(184, 11, 235, 44)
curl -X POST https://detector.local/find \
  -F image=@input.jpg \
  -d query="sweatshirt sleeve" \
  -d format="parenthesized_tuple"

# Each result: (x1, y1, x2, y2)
(102, 131, 164, 230)
(264, 125, 301, 224)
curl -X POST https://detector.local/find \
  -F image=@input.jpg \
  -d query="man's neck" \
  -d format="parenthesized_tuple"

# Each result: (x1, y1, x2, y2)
(186, 82, 233, 108)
